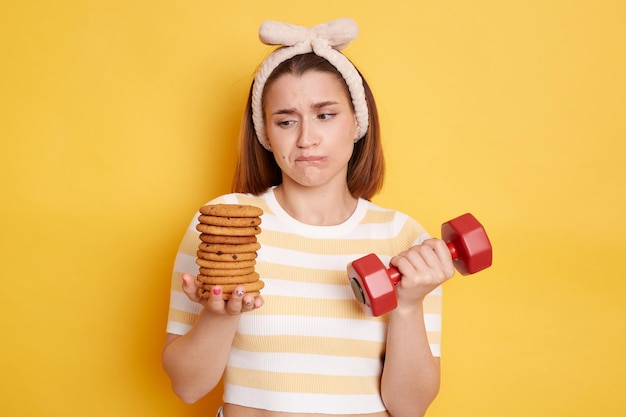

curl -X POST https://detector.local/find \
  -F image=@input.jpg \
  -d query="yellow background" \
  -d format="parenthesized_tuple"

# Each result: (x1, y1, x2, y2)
(1, 0, 624, 416)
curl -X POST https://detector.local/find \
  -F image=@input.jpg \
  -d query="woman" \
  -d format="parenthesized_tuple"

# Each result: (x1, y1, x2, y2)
(162, 18, 454, 417)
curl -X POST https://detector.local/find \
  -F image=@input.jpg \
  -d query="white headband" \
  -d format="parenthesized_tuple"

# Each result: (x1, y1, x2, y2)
(251, 18, 369, 151)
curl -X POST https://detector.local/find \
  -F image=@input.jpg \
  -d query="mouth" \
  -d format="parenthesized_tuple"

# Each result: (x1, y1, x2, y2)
(296, 155, 327, 163)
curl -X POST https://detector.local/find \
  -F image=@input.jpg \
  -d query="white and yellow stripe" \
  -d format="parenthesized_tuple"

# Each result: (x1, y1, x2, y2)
(166, 189, 443, 413)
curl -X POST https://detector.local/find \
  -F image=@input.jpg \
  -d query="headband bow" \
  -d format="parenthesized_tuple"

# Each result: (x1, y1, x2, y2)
(251, 18, 369, 151)
(259, 18, 358, 51)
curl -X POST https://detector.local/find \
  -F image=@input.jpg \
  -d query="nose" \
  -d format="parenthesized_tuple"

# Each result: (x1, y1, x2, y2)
(296, 119, 319, 148)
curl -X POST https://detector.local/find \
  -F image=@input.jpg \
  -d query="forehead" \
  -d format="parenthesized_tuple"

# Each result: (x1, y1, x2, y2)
(263, 70, 351, 106)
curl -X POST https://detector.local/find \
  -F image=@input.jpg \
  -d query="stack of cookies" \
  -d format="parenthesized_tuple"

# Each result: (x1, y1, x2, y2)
(194, 204, 264, 300)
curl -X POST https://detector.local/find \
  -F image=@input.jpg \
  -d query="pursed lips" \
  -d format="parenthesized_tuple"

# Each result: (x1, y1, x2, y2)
(296, 155, 327, 162)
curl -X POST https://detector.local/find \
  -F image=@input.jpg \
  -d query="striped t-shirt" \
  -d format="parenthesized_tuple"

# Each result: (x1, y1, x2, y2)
(166, 188, 442, 414)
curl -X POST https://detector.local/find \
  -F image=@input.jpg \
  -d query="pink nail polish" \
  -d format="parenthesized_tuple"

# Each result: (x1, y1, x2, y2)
(213, 287, 222, 296)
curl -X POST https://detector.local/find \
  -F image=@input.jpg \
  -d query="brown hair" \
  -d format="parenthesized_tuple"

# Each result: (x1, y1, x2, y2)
(231, 53, 384, 200)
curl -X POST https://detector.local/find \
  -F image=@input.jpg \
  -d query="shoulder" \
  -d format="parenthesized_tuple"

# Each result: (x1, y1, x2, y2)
(203, 191, 272, 214)
(359, 199, 418, 226)
(359, 199, 430, 244)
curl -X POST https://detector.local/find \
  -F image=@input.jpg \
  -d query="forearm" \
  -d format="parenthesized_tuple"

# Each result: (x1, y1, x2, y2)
(381, 303, 441, 417)
(162, 309, 240, 403)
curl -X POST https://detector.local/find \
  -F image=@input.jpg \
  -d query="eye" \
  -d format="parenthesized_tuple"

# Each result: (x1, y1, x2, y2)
(276, 119, 296, 127)
(318, 113, 336, 120)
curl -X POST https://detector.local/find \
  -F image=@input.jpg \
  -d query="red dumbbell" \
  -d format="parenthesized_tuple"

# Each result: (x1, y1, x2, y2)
(347, 213, 492, 316)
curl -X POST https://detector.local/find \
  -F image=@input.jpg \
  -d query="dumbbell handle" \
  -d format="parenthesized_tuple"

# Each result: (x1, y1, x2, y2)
(384, 241, 459, 285)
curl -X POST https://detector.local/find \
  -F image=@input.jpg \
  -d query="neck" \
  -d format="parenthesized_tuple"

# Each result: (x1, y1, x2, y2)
(273, 183, 358, 226)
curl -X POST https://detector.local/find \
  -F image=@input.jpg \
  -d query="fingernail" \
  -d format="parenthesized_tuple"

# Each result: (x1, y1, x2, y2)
(245, 299, 253, 306)
(213, 287, 222, 296)
(236, 289, 245, 297)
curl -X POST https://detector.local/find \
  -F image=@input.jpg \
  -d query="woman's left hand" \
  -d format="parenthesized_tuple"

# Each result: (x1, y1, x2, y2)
(389, 238, 455, 307)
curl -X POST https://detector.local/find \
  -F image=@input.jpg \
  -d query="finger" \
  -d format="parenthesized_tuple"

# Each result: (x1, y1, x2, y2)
(205, 286, 227, 311)
(396, 245, 445, 286)
(241, 293, 256, 311)
(409, 243, 442, 270)
(412, 243, 453, 284)
(181, 273, 202, 302)
(421, 238, 449, 256)
(225, 285, 246, 314)
(422, 239, 455, 278)
(391, 254, 426, 290)
(392, 252, 421, 274)
(253, 295, 264, 309)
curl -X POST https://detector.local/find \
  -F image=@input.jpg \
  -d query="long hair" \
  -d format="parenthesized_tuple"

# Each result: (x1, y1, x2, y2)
(231, 53, 384, 201)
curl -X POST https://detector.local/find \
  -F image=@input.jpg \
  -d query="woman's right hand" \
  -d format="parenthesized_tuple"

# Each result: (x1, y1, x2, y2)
(181, 273, 264, 315)
(164, 273, 262, 402)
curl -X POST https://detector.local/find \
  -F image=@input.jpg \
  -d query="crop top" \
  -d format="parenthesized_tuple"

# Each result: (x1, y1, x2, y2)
(166, 188, 442, 414)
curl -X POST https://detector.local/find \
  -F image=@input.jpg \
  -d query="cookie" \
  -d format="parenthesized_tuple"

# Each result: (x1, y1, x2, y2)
(198, 215, 261, 228)
(197, 279, 265, 293)
(199, 233, 257, 245)
(196, 223, 261, 236)
(221, 290, 260, 300)
(194, 203, 264, 300)
(198, 267, 256, 277)
(196, 258, 256, 269)
(196, 251, 258, 262)
(196, 273, 260, 286)
(197, 279, 264, 300)
(197, 289, 260, 300)
(199, 204, 263, 218)
(198, 242, 261, 254)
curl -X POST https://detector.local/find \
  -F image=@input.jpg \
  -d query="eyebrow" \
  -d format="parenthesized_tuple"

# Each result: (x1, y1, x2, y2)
(312, 100, 339, 109)
(271, 101, 340, 116)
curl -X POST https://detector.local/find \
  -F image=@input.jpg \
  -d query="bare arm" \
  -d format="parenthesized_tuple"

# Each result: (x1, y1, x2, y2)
(380, 239, 454, 417)
(381, 303, 441, 417)
(161, 273, 263, 404)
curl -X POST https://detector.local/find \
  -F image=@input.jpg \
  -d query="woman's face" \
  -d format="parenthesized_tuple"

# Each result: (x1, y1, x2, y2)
(263, 70, 359, 190)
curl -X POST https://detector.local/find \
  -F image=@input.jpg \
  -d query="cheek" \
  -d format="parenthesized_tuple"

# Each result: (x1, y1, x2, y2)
(270, 149, 288, 162)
